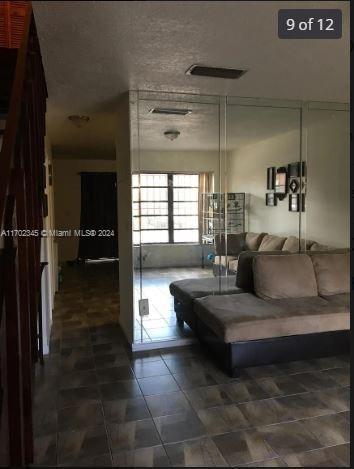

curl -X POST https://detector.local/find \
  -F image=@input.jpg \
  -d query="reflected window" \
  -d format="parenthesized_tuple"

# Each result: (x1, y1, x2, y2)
(133, 173, 200, 244)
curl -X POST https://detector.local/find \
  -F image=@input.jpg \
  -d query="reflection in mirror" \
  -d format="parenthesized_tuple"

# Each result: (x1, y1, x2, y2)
(133, 96, 222, 344)
(226, 104, 302, 251)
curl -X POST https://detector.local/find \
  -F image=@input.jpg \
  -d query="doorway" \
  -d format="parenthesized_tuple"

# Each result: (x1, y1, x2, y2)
(78, 172, 118, 261)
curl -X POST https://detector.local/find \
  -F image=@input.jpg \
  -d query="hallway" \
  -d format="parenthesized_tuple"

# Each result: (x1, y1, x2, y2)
(33, 262, 350, 467)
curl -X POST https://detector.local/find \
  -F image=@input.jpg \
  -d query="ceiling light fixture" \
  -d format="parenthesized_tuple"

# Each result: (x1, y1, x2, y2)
(186, 64, 247, 79)
(164, 130, 180, 141)
(149, 108, 192, 116)
(68, 115, 90, 128)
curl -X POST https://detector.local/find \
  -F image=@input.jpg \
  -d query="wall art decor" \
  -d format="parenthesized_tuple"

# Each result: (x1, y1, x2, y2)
(275, 167, 288, 200)
(267, 167, 275, 190)
(289, 193, 305, 212)
(266, 192, 277, 206)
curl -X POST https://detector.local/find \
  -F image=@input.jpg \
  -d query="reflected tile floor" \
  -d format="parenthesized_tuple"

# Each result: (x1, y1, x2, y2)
(134, 266, 212, 343)
(32, 261, 350, 467)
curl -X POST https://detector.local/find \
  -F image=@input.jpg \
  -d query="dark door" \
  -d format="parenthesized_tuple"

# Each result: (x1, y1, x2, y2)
(78, 172, 118, 260)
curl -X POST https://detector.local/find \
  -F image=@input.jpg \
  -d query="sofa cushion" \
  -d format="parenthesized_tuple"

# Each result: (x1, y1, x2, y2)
(253, 254, 317, 299)
(259, 234, 287, 251)
(321, 293, 349, 308)
(310, 252, 349, 296)
(245, 232, 267, 251)
(236, 250, 290, 291)
(282, 236, 315, 252)
(194, 293, 349, 343)
(169, 276, 242, 309)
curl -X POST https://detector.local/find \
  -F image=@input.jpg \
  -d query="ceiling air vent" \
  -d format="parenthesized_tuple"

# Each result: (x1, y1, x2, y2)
(149, 108, 192, 116)
(186, 65, 247, 79)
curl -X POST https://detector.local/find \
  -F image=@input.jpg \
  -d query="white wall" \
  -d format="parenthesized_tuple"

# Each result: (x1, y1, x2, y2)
(53, 158, 116, 262)
(305, 108, 349, 247)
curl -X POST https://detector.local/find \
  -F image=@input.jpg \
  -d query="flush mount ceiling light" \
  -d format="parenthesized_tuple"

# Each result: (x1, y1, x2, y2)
(186, 64, 247, 79)
(164, 130, 180, 141)
(149, 108, 192, 116)
(68, 115, 90, 128)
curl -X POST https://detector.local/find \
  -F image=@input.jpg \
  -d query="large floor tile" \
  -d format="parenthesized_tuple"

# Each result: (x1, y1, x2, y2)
(256, 420, 322, 456)
(57, 403, 104, 431)
(57, 425, 109, 465)
(108, 418, 161, 451)
(172, 369, 218, 390)
(165, 437, 227, 467)
(315, 386, 350, 412)
(220, 381, 271, 404)
(282, 444, 350, 467)
(185, 385, 233, 410)
(146, 391, 191, 417)
(103, 397, 150, 423)
(96, 365, 135, 383)
(197, 404, 250, 436)
(57, 386, 100, 409)
(213, 429, 276, 466)
(299, 413, 350, 446)
(154, 411, 206, 444)
(100, 379, 142, 400)
(138, 375, 179, 396)
(256, 375, 307, 397)
(112, 445, 170, 467)
(132, 360, 171, 378)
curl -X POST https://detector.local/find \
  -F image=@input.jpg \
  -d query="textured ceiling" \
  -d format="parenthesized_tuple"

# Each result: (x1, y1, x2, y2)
(32, 1, 349, 159)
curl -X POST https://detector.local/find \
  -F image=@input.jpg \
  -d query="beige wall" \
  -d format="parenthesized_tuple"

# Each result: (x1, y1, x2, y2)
(305, 108, 349, 247)
(53, 158, 116, 262)
(227, 108, 301, 238)
(136, 150, 219, 188)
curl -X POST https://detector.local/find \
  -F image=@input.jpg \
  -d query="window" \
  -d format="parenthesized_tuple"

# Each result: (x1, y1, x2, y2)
(133, 173, 199, 244)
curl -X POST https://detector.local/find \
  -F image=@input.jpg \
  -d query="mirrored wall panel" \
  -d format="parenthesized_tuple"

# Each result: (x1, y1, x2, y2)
(131, 92, 348, 347)
(133, 93, 225, 344)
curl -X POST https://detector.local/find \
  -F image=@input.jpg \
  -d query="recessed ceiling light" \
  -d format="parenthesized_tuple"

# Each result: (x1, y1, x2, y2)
(149, 108, 192, 116)
(186, 64, 247, 79)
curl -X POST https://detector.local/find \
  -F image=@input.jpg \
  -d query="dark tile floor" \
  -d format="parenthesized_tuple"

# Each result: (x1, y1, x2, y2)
(32, 261, 350, 467)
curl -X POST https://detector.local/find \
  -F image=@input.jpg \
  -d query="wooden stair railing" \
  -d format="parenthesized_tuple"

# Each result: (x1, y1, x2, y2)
(0, 2, 48, 466)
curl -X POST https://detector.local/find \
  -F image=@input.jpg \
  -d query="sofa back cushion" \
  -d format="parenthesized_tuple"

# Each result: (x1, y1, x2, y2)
(253, 254, 318, 299)
(310, 252, 349, 296)
(282, 236, 315, 252)
(258, 234, 287, 251)
(236, 250, 290, 291)
(245, 232, 267, 251)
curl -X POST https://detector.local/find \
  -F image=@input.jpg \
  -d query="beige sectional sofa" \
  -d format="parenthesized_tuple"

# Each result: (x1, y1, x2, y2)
(170, 250, 349, 375)
(213, 232, 337, 275)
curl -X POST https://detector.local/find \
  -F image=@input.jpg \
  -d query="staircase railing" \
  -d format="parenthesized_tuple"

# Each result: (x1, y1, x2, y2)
(0, 2, 47, 465)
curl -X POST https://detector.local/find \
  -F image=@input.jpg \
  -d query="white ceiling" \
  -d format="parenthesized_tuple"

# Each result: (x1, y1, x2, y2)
(32, 1, 349, 159)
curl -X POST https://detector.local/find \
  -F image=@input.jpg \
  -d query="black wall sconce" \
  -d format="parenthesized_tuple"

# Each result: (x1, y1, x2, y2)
(275, 167, 288, 200)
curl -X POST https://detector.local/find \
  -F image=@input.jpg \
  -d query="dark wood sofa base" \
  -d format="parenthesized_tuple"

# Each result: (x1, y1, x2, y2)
(177, 310, 349, 376)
